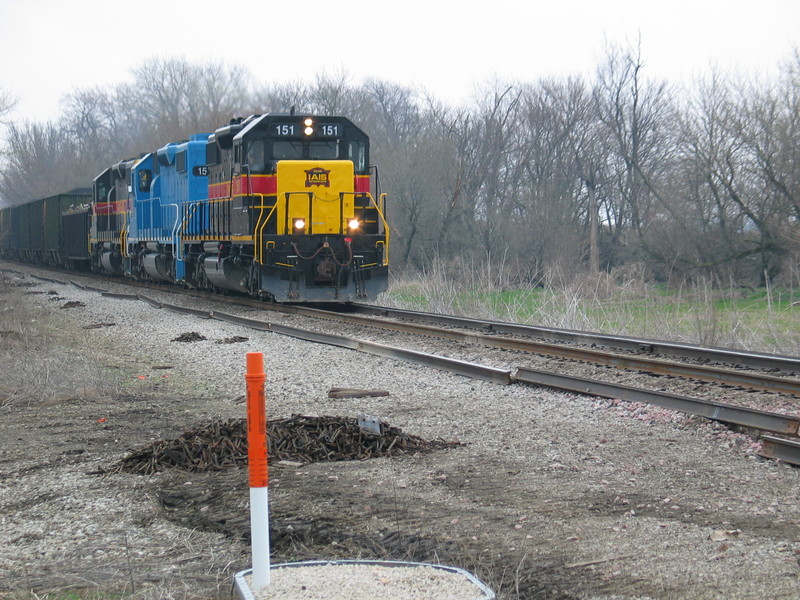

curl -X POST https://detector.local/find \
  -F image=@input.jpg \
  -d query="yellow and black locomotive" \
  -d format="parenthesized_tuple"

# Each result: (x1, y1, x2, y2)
(194, 114, 390, 302)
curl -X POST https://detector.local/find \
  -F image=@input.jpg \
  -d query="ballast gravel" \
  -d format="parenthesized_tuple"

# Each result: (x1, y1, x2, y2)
(2, 265, 800, 600)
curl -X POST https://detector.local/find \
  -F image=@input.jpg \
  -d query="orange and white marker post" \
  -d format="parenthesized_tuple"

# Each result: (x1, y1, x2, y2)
(246, 352, 270, 589)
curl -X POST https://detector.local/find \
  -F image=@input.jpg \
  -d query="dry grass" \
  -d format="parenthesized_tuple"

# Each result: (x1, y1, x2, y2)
(382, 258, 800, 355)
(0, 271, 118, 407)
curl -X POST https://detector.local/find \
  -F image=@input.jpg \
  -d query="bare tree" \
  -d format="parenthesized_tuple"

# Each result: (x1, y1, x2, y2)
(60, 87, 124, 175)
(307, 69, 366, 115)
(727, 60, 800, 282)
(253, 80, 312, 114)
(673, 71, 737, 278)
(0, 85, 17, 125)
(124, 56, 252, 147)
(542, 77, 611, 273)
(594, 40, 677, 272)
(424, 99, 484, 259)
(0, 121, 82, 204)
(361, 79, 422, 147)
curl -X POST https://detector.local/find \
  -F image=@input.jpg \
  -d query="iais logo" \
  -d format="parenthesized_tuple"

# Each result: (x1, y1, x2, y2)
(304, 167, 331, 187)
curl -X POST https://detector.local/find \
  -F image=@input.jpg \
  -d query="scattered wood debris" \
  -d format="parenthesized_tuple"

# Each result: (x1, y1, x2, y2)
(102, 415, 459, 475)
(216, 335, 249, 344)
(328, 388, 390, 399)
(82, 322, 116, 329)
(60, 301, 85, 309)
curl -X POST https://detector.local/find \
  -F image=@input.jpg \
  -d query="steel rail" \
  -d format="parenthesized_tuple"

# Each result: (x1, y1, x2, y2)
(56, 273, 800, 396)
(30, 273, 68, 285)
(759, 436, 800, 466)
(203, 307, 800, 438)
(514, 367, 800, 436)
(156, 307, 513, 384)
(61, 276, 800, 397)
(287, 306, 800, 397)
(349, 304, 800, 373)
(161, 303, 800, 439)
(52, 269, 799, 376)
(69, 280, 110, 293)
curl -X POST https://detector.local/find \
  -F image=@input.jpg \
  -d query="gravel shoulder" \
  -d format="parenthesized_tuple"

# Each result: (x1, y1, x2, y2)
(1, 266, 800, 600)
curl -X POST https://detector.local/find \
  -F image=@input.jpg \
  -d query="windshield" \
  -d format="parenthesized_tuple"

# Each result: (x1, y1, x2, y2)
(269, 139, 340, 161)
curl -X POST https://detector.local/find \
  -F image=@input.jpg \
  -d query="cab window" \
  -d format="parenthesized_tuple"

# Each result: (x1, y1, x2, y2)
(309, 140, 338, 160)
(137, 169, 152, 193)
(247, 140, 267, 172)
(273, 140, 303, 159)
(348, 141, 365, 171)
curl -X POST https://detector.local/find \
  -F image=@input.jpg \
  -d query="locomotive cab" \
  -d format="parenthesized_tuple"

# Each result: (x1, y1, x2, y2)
(90, 160, 134, 275)
(198, 113, 389, 302)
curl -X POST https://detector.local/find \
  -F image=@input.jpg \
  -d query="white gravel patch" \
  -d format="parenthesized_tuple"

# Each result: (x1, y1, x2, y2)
(243, 562, 489, 600)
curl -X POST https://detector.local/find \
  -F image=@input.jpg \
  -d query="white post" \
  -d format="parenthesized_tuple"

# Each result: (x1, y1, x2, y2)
(250, 486, 271, 588)
(246, 352, 270, 589)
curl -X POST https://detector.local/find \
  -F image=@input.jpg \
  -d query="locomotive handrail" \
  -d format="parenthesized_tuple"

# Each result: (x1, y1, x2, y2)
(253, 195, 278, 265)
(180, 201, 201, 244)
(340, 192, 390, 266)
(165, 202, 181, 260)
(332, 191, 391, 266)
(282, 192, 314, 234)
(120, 224, 128, 258)
(120, 211, 129, 258)
(376, 193, 390, 266)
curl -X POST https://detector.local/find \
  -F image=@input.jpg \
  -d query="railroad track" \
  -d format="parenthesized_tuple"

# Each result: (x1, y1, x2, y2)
(14, 267, 800, 467)
(284, 305, 800, 397)
(347, 304, 800, 373)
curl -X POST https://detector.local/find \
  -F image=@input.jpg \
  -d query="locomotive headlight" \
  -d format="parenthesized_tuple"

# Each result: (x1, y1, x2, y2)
(348, 218, 360, 230)
(304, 118, 314, 136)
(294, 218, 306, 230)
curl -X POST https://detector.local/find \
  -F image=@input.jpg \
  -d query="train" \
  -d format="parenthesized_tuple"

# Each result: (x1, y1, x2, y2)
(0, 113, 390, 303)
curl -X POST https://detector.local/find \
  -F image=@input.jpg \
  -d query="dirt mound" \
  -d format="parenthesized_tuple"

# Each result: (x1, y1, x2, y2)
(171, 331, 207, 342)
(105, 415, 460, 475)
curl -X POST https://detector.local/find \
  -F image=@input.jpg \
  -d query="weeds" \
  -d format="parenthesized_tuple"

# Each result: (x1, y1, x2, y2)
(382, 258, 800, 355)
(0, 274, 118, 407)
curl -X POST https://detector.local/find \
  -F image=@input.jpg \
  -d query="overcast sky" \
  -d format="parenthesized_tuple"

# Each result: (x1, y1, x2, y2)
(1, 0, 798, 123)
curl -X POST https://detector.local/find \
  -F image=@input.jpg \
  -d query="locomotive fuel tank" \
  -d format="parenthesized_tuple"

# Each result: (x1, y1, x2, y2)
(142, 242, 173, 282)
(202, 242, 249, 293)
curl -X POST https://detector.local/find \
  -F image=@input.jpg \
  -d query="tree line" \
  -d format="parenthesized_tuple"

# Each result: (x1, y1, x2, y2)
(1, 47, 798, 287)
